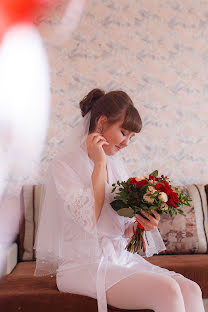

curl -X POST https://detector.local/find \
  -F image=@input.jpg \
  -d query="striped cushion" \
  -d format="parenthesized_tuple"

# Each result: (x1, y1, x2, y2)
(19, 185, 42, 261)
(158, 184, 208, 254)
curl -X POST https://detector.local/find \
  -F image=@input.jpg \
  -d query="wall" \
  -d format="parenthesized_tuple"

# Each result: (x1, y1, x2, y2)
(37, 0, 208, 186)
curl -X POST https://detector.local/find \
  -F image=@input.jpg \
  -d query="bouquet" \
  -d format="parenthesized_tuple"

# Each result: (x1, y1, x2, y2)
(110, 170, 191, 255)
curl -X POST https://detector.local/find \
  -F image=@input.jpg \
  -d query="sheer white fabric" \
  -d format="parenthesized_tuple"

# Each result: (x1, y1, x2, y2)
(34, 111, 184, 312)
(34, 110, 99, 276)
(52, 158, 96, 234)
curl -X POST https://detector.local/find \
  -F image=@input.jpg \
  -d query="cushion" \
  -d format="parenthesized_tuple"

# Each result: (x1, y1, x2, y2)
(18, 185, 42, 261)
(158, 184, 208, 254)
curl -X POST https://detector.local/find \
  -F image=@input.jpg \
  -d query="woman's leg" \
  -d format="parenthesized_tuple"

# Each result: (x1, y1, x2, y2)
(172, 275, 205, 312)
(106, 271, 186, 312)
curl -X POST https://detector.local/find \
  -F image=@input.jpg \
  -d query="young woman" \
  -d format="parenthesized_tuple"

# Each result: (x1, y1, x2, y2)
(34, 89, 204, 312)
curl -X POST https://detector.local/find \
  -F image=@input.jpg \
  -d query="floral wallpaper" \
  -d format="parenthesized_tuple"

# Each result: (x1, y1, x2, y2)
(36, 0, 208, 187)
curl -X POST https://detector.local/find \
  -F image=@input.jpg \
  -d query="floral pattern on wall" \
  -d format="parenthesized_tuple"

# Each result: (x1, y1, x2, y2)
(14, 0, 208, 189)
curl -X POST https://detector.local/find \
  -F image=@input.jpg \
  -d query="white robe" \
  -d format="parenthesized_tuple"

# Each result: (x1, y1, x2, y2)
(52, 152, 185, 312)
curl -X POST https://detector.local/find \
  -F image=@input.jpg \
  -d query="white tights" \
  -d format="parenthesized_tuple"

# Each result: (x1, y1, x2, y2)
(106, 272, 205, 312)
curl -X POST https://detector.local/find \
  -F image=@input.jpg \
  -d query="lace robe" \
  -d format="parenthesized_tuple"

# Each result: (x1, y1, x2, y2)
(50, 151, 185, 312)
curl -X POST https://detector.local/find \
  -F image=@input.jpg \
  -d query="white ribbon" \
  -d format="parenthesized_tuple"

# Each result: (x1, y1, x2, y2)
(96, 236, 128, 312)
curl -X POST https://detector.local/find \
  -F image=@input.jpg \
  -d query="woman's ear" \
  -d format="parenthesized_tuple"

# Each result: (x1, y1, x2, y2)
(97, 115, 108, 129)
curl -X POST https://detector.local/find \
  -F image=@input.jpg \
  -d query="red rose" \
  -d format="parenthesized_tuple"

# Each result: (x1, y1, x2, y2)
(155, 181, 170, 193)
(128, 178, 136, 184)
(135, 180, 148, 188)
(167, 190, 179, 207)
(163, 181, 170, 189)
(155, 183, 165, 192)
(172, 191, 179, 203)
(166, 189, 172, 195)
(155, 183, 163, 191)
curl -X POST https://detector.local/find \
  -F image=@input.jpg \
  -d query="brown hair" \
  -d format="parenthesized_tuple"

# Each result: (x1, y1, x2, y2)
(79, 88, 142, 134)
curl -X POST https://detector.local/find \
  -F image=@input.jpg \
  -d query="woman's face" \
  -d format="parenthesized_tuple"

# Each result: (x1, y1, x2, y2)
(100, 118, 135, 156)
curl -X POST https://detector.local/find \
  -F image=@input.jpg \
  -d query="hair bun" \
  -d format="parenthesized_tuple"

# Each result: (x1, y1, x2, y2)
(79, 88, 105, 117)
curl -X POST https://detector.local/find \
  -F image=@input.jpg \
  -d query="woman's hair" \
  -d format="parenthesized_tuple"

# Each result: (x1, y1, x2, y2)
(79, 88, 142, 134)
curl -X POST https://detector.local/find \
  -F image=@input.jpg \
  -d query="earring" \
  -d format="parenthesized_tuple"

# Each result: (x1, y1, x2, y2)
(97, 127, 103, 134)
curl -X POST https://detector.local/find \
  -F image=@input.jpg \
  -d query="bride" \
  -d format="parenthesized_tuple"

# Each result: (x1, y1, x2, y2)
(34, 88, 204, 312)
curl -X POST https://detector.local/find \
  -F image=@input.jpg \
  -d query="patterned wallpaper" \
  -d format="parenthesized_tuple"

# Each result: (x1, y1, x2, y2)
(36, 0, 208, 187)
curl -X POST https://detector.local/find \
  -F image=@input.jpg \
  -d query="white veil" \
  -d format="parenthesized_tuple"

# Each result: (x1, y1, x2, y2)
(34, 107, 168, 312)
(34, 110, 100, 276)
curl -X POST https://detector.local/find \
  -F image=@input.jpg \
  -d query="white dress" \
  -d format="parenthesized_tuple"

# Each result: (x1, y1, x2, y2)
(55, 153, 186, 312)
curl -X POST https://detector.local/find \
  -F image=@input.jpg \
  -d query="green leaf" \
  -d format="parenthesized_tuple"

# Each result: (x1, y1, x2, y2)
(110, 200, 127, 211)
(149, 170, 158, 177)
(117, 207, 135, 217)
(177, 209, 186, 216)
(149, 205, 158, 210)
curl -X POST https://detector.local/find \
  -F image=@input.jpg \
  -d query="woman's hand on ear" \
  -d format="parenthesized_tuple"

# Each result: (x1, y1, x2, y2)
(86, 133, 109, 165)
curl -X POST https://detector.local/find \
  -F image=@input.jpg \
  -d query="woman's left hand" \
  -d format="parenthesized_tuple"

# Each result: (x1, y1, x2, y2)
(135, 210, 160, 231)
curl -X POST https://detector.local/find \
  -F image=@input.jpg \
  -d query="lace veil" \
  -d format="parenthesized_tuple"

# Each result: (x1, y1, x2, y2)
(34, 110, 101, 276)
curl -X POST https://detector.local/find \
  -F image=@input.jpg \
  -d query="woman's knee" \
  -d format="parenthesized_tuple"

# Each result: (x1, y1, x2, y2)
(106, 273, 186, 311)
(162, 276, 183, 300)
(173, 276, 203, 297)
(182, 278, 202, 297)
(191, 281, 202, 297)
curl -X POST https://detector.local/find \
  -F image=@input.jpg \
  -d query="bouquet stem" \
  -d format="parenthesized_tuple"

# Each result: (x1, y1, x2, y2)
(125, 227, 146, 255)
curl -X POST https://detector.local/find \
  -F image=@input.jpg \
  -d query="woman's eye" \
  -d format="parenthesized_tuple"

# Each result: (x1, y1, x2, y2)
(121, 131, 126, 136)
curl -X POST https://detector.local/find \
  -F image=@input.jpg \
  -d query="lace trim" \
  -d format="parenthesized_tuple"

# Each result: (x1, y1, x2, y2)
(34, 251, 62, 276)
(144, 227, 166, 257)
(35, 250, 101, 278)
(56, 183, 96, 234)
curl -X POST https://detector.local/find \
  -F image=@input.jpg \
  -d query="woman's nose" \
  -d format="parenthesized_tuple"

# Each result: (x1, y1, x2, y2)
(121, 137, 130, 147)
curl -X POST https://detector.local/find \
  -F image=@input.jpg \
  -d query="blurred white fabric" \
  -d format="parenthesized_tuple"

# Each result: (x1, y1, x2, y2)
(0, 23, 50, 197)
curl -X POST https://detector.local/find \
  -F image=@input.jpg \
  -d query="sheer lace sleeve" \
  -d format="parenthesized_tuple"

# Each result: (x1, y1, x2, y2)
(123, 218, 166, 257)
(124, 216, 136, 228)
(143, 227, 166, 257)
(52, 159, 96, 234)
(123, 218, 166, 256)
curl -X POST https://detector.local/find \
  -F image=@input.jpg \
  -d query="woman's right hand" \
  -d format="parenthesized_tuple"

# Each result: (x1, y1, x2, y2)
(86, 132, 109, 165)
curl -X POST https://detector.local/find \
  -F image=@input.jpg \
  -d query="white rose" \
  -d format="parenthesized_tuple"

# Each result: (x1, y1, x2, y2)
(147, 186, 155, 194)
(135, 176, 143, 182)
(143, 193, 155, 204)
(161, 202, 169, 211)
(149, 180, 154, 184)
(135, 175, 149, 182)
(143, 174, 149, 179)
(158, 192, 168, 202)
